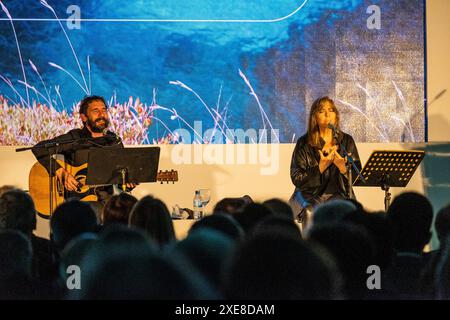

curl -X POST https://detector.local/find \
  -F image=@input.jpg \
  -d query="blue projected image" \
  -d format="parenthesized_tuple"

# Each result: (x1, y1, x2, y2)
(0, 0, 425, 145)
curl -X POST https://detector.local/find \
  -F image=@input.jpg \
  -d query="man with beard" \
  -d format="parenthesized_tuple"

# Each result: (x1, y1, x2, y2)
(32, 95, 135, 216)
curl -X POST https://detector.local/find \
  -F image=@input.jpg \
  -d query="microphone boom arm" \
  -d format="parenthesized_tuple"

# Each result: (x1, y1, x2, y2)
(330, 126, 366, 198)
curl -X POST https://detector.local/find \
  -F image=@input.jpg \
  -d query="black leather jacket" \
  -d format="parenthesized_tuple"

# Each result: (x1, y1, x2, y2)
(289, 132, 361, 215)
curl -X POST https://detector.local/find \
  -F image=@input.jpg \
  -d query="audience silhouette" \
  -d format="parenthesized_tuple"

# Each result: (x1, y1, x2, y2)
(128, 195, 176, 247)
(0, 185, 448, 300)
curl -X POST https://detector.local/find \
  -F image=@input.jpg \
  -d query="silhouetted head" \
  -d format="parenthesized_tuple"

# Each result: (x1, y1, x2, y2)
(387, 192, 433, 253)
(307, 222, 375, 299)
(435, 236, 450, 299)
(0, 185, 17, 196)
(213, 197, 248, 215)
(242, 195, 254, 204)
(171, 228, 235, 292)
(80, 252, 217, 300)
(232, 203, 273, 234)
(0, 230, 33, 281)
(347, 198, 365, 213)
(99, 223, 157, 251)
(50, 199, 98, 253)
(312, 199, 357, 226)
(344, 210, 394, 269)
(72, 226, 216, 299)
(128, 196, 175, 247)
(101, 193, 137, 226)
(0, 189, 36, 236)
(224, 232, 339, 299)
(435, 204, 450, 245)
(59, 232, 98, 282)
(263, 198, 294, 220)
(189, 213, 244, 241)
(252, 215, 302, 240)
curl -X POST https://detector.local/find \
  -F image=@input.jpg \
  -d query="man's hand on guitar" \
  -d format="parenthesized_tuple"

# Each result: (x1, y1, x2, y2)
(55, 167, 81, 192)
(124, 182, 139, 191)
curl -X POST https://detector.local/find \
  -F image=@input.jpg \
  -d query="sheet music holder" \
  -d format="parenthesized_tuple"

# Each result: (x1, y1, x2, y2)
(353, 150, 425, 211)
(86, 146, 161, 186)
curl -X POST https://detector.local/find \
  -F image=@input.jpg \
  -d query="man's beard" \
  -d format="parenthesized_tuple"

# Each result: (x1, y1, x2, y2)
(86, 117, 109, 133)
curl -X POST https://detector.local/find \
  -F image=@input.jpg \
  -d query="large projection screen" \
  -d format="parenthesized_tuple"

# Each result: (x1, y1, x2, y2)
(0, 0, 426, 145)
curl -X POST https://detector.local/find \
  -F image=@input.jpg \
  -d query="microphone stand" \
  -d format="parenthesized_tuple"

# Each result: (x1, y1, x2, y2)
(332, 129, 366, 199)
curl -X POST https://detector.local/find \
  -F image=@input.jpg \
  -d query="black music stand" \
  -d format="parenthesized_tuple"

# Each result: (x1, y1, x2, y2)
(353, 150, 425, 211)
(86, 147, 161, 189)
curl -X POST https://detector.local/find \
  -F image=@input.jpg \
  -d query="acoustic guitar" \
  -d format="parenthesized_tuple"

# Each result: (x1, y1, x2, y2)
(29, 160, 178, 218)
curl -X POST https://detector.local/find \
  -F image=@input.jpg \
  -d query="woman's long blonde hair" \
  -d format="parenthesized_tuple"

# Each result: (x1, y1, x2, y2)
(306, 96, 340, 148)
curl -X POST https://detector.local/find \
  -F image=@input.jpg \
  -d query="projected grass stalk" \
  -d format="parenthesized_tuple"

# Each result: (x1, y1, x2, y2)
(55, 85, 65, 109)
(239, 69, 280, 143)
(0, 1, 30, 106)
(0, 75, 30, 108)
(149, 115, 178, 143)
(40, 0, 89, 95)
(337, 99, 389, 142)
(208, 83, 224, 144)
(392, 81, 415, 142)
(87, 56, 92, 95)
(17, 80, 53, 108)
(47, 62, 88, 94)
(212, 95, 234, 143)
(170, 80, 227, 141)
(356, 83, 389, 139)
(152, 103, 206, 144)
(29, 59, 52, 108)
(206, 84, 235, 143)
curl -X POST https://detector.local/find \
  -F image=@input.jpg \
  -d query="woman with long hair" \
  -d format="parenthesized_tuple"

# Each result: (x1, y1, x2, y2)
(128, 196, 176, 247)
(101, 193, 137, 227)
(289, 96, 361, 227)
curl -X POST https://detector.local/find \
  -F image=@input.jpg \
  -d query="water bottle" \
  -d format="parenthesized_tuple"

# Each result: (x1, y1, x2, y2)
(193, 190, 203, 220)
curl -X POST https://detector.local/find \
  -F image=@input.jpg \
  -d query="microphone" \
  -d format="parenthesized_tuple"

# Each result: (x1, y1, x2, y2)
(327, 123, 340, 135)
(102, 128, 121, 143)
(327, 123, 340, 144)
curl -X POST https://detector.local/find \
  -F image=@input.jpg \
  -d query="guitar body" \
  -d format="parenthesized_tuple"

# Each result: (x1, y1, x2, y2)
(29, 159, 178, 218)
(54, 160, 98, 203)
(29, 162, 64, 218)
(28, 161, 98, 218)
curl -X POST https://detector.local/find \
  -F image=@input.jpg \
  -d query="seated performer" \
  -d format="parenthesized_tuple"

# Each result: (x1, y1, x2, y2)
(32, 95, 135, 215)
(289, 96, 361, 228)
